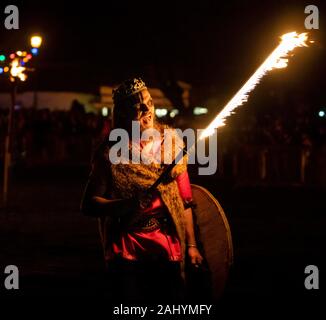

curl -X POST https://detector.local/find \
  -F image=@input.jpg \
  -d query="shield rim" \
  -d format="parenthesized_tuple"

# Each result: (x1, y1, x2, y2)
(191, 184, 234, 266)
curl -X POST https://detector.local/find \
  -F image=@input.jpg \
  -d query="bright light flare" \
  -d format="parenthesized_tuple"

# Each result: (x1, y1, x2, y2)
(102, 107, 109, 117)
(200, 32, 309, 139)
(156, 108, 168, 117)
(10, 58, 27, 81)
(30, 35, 43, 48)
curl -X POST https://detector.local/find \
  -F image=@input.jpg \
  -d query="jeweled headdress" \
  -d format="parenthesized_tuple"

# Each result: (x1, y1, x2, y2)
(112, 78, 147, 104)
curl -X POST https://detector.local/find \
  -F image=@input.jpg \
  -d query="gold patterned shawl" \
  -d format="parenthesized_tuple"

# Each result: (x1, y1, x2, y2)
(100, 124, 188, 279)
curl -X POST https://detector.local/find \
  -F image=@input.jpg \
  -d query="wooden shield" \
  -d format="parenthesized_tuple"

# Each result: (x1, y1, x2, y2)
(185, 184, 233, 301)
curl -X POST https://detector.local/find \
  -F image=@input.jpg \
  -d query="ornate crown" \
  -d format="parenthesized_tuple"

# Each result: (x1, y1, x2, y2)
(112, 78, 147, 103)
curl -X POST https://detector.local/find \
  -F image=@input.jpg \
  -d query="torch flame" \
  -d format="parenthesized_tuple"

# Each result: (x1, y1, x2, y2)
(200, 32, 309, 139)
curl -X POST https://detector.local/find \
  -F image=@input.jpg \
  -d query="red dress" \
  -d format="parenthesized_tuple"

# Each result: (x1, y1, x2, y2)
(105, 170, 193, 262)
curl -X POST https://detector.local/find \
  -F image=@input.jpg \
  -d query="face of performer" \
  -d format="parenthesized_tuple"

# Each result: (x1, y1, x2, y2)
(134, 89, 154, 131)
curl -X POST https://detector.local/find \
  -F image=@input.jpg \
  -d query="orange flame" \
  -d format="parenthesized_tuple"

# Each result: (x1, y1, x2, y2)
(200, 32, 309, 139)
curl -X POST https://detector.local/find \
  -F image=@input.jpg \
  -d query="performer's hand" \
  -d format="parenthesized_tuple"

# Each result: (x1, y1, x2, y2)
(188, 247, 204, 268)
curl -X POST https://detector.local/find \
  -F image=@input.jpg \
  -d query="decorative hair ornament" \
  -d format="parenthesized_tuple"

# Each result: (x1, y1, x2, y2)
(112, 77, 147, 103)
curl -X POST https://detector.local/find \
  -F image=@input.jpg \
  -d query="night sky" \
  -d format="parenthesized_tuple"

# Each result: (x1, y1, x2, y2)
(0, 0, 325, 106)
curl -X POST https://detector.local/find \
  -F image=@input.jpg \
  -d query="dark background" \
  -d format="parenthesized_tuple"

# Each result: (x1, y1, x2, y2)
(0, 0, 325, 312)
(1, 0, 325, 105)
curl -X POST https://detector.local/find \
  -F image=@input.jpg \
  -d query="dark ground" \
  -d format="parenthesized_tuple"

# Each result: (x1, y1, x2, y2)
(0, 165, 325, 311)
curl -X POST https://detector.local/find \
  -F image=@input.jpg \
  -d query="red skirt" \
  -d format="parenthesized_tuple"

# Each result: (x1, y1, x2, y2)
(105, 171, 192, 262)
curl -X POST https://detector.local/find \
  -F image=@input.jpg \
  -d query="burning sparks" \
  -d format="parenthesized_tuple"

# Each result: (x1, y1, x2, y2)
(200, 32, 309, 139)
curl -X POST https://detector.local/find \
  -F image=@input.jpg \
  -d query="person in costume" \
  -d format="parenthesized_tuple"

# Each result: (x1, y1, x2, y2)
(81, 78, 203, 302)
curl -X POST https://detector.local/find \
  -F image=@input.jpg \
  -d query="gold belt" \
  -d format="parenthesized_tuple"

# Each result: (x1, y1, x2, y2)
(128, 213, 170, 232)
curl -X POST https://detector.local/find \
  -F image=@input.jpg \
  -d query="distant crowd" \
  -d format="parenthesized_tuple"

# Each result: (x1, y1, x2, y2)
(0, 101, 111, 165)
(0, 101, 325, 184)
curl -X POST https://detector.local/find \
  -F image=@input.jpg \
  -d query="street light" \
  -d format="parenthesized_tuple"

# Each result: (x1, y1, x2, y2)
(30, 35, 42, 48)
(1, 34, 43, 206)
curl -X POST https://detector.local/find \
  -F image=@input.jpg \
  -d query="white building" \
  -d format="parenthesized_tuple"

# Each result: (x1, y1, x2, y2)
(0, 81, 191, 115)
(95, 86, 174, 110)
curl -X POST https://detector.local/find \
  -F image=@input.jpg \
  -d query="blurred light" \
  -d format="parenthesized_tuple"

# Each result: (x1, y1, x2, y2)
(102, 107, 108, 117)
(23, 58, 28, 63)
(155, 108, 168, 118)
(26, 54, 32, 59)
(31, 48, 39, 56)
(30, 36, 42, 48)
(319, 110, 325, 118)
(4, 67, 9, 72)
(193, 107, 208, 115)
(16, 51, 22, 56)
(0, 55, 5, 61)
(170, 109, 179, 118)
(10, 58, 27, 81)
(10, 53, 15, 59)
(0, 67, 3, 74)
(22, 51, 27, 57)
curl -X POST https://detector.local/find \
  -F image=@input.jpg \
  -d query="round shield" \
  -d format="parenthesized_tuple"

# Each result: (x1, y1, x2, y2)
(185, 184, 233, 301)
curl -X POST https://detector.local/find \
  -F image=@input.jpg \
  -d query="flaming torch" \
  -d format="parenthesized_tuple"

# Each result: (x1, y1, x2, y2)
(200, 32, 309, 139)
(149, 31, 310, 191)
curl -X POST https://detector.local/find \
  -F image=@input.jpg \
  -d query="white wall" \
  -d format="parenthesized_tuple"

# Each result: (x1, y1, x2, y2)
(99, 86, 173, 108)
